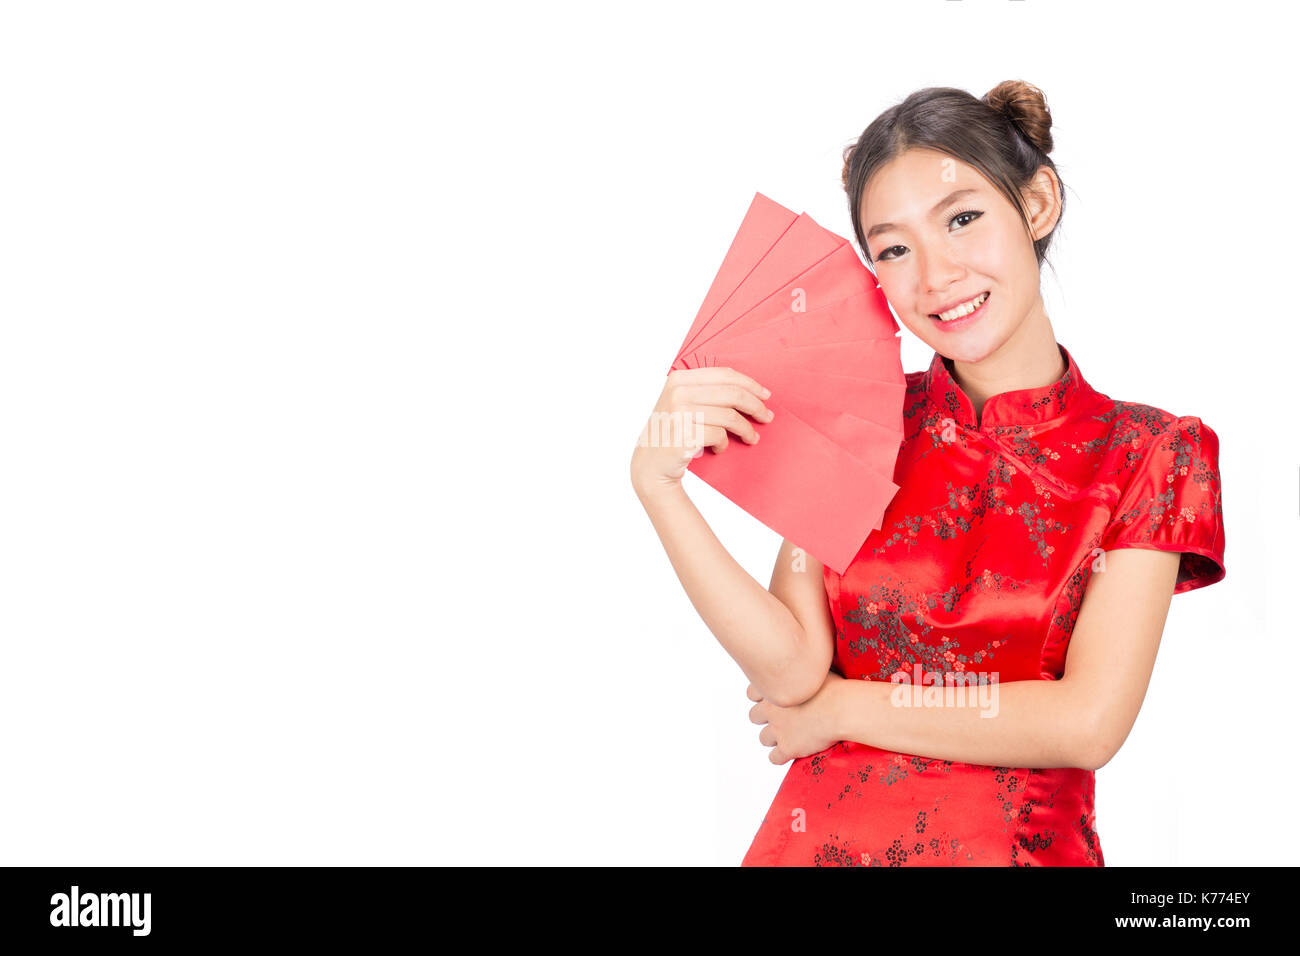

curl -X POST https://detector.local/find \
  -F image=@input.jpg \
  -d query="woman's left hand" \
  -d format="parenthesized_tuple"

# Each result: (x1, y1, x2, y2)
(747, 671, 846, 764)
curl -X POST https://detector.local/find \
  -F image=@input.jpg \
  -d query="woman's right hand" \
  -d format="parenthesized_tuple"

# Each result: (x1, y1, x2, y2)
(630, 366, 775, 497)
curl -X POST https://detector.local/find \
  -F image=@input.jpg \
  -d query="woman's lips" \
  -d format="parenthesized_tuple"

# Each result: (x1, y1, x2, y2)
(930, 291, 989, 330)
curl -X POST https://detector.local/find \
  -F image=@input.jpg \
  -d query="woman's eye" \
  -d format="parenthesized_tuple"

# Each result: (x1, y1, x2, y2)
(875, 210, 982, 261)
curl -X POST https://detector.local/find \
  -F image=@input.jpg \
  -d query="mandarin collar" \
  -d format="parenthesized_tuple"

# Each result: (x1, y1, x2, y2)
(923, 343, 1093, 431)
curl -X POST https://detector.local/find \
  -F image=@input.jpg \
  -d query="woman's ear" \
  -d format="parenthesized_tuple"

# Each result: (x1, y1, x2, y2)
(1023, 165, 1063, 241)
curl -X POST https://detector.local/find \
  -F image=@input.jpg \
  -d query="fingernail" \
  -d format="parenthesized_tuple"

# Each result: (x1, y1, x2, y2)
(762, 387, 772, 398)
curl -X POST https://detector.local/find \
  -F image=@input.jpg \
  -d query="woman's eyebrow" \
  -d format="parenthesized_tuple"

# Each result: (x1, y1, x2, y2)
(866, 187, 980, 241)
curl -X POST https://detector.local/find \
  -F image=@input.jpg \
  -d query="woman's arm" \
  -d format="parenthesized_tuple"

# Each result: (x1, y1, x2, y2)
(757, 547, 1182, 768)
(637, 482, 835, 707)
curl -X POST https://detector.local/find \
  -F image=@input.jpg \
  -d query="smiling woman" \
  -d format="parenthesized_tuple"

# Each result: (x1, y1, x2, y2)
(732, 82, 1227, 866)
(630, 81, 1226, 867)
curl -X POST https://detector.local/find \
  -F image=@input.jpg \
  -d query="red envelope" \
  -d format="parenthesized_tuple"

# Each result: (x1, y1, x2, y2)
(666, 192, 906, 574)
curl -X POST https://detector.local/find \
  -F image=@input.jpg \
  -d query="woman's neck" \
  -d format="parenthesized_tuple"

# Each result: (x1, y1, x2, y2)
(944, 311, 1064, 426)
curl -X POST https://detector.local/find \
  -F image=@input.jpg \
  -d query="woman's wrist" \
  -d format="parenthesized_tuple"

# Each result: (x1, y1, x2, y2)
(824, 675, 882, 747)
(632, 473, 686, 507)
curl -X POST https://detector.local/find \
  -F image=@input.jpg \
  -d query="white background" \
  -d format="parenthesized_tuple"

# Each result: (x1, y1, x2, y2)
(0, 1, 1292, 866)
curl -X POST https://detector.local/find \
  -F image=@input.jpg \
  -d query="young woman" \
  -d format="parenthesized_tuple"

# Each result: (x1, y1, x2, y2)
(629, 81, 1226, 866)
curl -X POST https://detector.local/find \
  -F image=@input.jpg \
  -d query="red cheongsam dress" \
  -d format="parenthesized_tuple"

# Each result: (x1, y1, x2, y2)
(741, 343, 1226, 866)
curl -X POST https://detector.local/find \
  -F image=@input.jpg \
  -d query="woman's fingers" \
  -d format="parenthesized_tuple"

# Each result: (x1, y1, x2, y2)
(645, 366, 774, 463)
(671, 383, 774, 424)
(667, 365, 772, 403)
(686, 421, 729, 454)
(633, 367, 773, 490)
(690, 406, 759, 447)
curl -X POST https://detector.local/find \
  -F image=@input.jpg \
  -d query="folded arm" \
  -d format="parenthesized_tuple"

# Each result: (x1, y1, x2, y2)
(817, 547, 1182, 770)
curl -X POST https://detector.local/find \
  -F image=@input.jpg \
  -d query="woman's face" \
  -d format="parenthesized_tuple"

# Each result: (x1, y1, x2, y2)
(860, 147, 1054, 365)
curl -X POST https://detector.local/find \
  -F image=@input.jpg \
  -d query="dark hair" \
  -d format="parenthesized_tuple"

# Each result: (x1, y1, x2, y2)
(841, 81, 1064, 270)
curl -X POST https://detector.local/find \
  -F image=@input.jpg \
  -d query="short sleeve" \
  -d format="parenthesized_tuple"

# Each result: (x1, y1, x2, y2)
(1099, 415, 1225, 594)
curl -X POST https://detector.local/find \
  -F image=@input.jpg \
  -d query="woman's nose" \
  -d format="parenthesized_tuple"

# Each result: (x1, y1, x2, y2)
(920, 247, 965, 292)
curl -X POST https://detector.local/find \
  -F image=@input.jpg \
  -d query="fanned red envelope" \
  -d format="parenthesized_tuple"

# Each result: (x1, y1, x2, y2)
(668, 192, 906, 574)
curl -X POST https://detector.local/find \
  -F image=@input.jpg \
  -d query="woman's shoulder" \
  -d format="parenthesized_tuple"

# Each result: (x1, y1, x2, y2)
(1093, 390, 1215, 435)
(1083, 390, 1220, 482)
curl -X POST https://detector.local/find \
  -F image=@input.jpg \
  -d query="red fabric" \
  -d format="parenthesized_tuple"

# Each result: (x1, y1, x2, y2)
(741, 344, 1226, 866)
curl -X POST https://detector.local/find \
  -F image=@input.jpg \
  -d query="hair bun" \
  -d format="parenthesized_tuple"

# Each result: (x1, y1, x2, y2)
(983, 80, 1053, 154)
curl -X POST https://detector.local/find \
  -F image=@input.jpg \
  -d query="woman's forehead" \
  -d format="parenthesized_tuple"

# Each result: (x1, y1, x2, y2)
(861, 153, 992, 222)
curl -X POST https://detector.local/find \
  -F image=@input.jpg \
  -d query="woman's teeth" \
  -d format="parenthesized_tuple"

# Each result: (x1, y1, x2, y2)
(934, 291, 989, 322)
